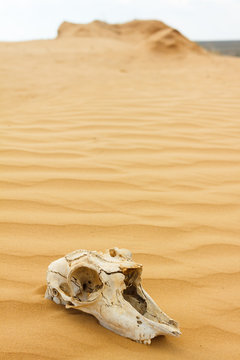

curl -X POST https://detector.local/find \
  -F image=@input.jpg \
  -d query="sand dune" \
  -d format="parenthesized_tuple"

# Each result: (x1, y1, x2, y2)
(1, 20, 240, 360)
(58, 19, 204, 54)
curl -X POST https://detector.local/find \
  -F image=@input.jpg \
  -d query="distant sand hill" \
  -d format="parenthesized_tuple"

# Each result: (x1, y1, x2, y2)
(58, 20, 204, 55)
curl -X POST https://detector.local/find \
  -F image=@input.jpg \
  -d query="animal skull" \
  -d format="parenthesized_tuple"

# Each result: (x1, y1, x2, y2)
(45, 247, 181, 344)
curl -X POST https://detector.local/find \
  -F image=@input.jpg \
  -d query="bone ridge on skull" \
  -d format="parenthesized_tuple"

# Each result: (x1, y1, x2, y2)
(45, 247, 181, 344)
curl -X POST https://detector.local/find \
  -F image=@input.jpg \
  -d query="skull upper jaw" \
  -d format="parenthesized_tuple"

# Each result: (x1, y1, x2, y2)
(95, 271, 181, 343)
(97, 294, 181, 344)
(64, 268, 181, 343)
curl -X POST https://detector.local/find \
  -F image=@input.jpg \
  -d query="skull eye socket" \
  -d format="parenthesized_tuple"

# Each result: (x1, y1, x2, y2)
(70, 266, 103, 302)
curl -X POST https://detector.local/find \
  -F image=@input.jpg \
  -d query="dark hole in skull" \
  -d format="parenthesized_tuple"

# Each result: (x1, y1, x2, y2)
(122, 268, 147, 315)
(70, 266, 103, 302)
(123, 268, 179, 327)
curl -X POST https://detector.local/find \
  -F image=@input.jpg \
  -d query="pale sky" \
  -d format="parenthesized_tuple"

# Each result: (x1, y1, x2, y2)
(0, 0, 239, 42)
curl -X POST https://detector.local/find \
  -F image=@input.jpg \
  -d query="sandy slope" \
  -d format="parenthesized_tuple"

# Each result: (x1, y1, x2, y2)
(1, 20, 240, 360)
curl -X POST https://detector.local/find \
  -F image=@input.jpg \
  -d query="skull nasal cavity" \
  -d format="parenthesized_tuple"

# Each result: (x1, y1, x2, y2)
(123, 268, 147, 316)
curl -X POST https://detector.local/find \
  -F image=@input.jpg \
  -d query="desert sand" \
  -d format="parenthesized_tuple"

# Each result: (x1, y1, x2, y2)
(1, 20, 240, 360)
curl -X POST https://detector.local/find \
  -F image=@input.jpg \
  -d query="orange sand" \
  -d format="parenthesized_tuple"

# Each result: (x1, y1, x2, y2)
(1, 20, 240, 360)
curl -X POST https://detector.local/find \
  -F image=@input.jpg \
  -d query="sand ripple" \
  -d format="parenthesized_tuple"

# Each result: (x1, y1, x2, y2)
(1, 29, 240, 359)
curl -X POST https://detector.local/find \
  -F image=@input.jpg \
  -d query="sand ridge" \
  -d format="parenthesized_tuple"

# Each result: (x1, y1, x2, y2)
(1, 20, 240, 360)
(58, 19, 204, 54)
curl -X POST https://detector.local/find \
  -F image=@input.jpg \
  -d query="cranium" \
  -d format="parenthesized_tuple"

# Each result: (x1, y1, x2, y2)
(45, 247, 181, 344)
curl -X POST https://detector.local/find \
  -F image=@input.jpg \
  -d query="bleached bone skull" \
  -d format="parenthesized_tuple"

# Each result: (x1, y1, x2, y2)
(45, 248, 181, 344)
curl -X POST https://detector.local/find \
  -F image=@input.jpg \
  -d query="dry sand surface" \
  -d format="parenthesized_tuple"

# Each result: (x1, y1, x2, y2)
(1, 20, 240, 360)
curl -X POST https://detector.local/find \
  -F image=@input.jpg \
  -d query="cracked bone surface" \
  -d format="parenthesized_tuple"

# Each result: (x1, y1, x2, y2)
(45, 247, 181, 344)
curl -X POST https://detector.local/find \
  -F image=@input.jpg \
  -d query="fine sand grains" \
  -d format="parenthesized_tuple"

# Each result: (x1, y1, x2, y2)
(0, 22, 240, 360)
